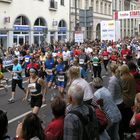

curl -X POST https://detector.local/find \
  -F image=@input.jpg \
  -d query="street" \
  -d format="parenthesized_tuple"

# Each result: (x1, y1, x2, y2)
(0, 68, 109, 137)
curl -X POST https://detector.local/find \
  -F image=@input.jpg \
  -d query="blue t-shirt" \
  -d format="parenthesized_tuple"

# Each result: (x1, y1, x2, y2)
(12, 63, 22, 80)
(56, 63, 65, 75)
(45, 58, 55, 69)
(24, 55, 32, 66)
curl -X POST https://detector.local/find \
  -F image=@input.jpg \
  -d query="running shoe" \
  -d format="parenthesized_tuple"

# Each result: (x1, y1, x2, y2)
(8, 98, 15, 103)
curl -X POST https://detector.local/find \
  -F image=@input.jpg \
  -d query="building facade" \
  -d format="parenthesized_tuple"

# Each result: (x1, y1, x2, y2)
(70, 0, 113, 40)
(136, 0, 140, 34)
(0, 0, 70, 48)
(113, 0, 138, 38)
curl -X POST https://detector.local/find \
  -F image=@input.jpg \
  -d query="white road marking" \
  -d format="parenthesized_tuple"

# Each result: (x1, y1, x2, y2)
(8, 104, 47, 124)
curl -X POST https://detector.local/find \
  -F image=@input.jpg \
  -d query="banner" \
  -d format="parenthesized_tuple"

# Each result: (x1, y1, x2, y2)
(101, 20, 120, 42)
(75, 32, 84, 44)
(116, 10, 140, 19)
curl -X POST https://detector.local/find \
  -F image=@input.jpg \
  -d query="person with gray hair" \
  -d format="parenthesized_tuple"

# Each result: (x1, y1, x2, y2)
(64, 84, 95, 140)
(92, 77, 122, 140)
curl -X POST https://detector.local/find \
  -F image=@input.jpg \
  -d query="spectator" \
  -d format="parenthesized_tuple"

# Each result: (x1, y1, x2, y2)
(130, 92, 140, 140)
(128, 62, 140, 93)
(0, 110, 12, 140)
(92, 77, 121, 140)
(64, 84, 97, 140)
(118, 64, 136, 140)
(67, 66, 94, 104)
(45, 97, 66, 140)
(108, 63, 123, 106)
(16, 113, 46, 140)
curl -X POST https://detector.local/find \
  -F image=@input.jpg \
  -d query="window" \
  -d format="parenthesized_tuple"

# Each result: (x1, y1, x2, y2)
(60, 0, 64, 5)
(104, 3, 107, 14)
(96, 0, 99, 13)
(91, 0, 93, 6)
(101, 2, 103, 13)
(108, 4, 111, 15)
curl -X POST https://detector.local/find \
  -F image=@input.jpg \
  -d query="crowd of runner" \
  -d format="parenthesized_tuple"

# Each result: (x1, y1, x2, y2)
(0, 37, 140, 140)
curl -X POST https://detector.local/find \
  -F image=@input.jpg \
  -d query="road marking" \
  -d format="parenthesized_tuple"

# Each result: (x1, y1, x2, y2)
(8, 104, 47, 124)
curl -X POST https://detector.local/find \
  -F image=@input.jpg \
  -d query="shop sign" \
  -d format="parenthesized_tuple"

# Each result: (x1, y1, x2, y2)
(34, 26, 47, 32)
(14, 25, 30, 31)
(58, 27, 67, 32)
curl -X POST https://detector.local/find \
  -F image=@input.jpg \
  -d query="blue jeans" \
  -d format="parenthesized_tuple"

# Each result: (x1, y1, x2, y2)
(107, 122, 120, 140)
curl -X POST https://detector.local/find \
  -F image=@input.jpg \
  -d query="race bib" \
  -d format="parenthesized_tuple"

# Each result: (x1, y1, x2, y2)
(25, 58, 30, 62)
(123, 54, 127, 59)
(111, 60, 116, 64)
(28, 83, 37, 92)
(103, 56, 108, 60)
(13, 73, 18, 79)
(58, 75, 65, 82)
(93, 63, 98, 66)
(79, 59, 84, 64)
(46, 69, 53, 75)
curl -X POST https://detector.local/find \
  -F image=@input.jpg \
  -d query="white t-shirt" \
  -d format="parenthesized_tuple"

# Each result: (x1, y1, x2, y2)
(85, 47, 93, 54)
(63, 51, 70, 61)
(71, 78, 93, 101)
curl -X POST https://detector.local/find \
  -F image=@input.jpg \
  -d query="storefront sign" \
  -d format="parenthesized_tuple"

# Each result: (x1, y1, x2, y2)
(34, 26, 47, 32)
(116, 10, 140, 19)
(0, 34, 7, 37)
(14, 25, 30, 31)
(58, 27, 67, 32)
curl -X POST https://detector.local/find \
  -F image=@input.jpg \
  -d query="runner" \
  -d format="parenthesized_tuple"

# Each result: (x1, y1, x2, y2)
(8, 58, 25, 103)
(56, 57, 66, 98)
(102, 47, 110, 72)
(91, 50, 102, 78)
(23, 68, 46, 114)
(44, 52, 55, 101)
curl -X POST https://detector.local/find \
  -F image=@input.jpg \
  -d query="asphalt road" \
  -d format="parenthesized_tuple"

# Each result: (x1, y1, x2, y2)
(0, 66, 109, 137)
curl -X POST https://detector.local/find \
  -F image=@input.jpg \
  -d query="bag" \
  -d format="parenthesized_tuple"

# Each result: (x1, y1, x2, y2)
(91, 99, 110, 133)
(69, 106, 99, 140)
(95, 107, 109, 133)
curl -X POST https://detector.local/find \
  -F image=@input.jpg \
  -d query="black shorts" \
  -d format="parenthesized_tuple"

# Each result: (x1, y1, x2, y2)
(30, 95, 42, 108)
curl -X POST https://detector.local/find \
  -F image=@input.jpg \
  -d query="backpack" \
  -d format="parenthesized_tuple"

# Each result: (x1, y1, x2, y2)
(69, 105, 99, 140)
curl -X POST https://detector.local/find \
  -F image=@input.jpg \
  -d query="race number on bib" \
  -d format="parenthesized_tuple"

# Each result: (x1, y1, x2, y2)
(25, 58, 30, 62)
(28, 83, 37, 92)
(79, 59, 84, 64)
(103, 56, 108, 60)
(13, 73, 18, 79)
(46, 69, 53, 75)
(58, 75, 65, 82)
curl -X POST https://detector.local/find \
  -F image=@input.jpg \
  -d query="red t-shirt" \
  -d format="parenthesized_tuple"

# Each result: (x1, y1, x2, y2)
(44, 116, 64, 140)
(102, 51, 109, 60)
(27, 63, 40, 70)
(74, 49, 81, 56)
(121, 49, 130, 59)
(110, 55, 118, 61)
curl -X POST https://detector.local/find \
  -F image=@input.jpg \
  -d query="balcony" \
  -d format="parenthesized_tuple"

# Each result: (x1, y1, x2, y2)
(0, 0, 12, 3)
(49, 0, 58, 11)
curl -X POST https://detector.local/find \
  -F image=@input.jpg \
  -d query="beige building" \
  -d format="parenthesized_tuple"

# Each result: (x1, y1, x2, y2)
(70, 0, 113, 40)
(0, 0, 70, 48)
(136, 0, 140, 34)
(113, 0, 138, 38)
